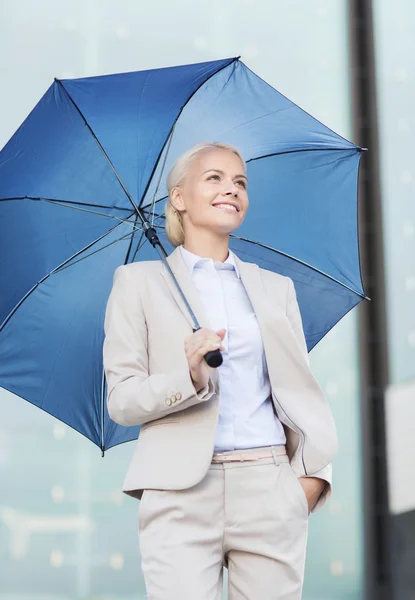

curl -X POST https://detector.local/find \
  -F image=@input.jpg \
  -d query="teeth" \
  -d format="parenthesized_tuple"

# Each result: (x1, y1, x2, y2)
(214, 204, 237, 212)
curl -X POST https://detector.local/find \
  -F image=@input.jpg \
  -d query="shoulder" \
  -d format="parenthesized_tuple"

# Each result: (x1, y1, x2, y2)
(258, 266, 291, 291)
(111, 260, 162, 287)
(113, 260, 161, 277)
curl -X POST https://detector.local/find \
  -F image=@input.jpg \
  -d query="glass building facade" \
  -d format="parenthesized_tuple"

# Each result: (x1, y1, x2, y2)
(3, 0, 412, 597)
(372, 2, 415, 597)
(373, 0, 415, 388)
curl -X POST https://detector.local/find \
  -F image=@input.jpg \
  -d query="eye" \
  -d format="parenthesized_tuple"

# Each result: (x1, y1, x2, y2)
(235, 179, 247, 188)
(207, 174, 221, 181)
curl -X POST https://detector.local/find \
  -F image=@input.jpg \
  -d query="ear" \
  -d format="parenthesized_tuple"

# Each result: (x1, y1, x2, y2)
(170, 187, 186, 211)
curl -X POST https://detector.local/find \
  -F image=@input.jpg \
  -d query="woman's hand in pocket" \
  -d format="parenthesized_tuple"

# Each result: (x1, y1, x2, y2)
(297, 477, 327, 514)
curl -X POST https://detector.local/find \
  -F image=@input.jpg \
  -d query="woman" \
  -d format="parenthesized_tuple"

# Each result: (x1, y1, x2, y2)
(103, 142, 338, 599)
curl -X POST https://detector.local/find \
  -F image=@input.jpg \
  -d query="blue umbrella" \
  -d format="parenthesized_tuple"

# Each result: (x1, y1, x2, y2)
(0, 56, 368, 453)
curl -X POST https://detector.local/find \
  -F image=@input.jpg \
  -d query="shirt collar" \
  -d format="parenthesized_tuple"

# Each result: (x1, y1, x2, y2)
(179, 244, 240, 278)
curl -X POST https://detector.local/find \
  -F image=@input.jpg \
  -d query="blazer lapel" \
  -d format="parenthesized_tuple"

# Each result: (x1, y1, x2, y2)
(161, 246, 212, 331)
(233, 254, 271, 330)
(233, 254, 285, 386)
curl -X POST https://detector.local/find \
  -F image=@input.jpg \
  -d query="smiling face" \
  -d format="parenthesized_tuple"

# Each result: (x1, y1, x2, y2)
(170, 147, 249, 238)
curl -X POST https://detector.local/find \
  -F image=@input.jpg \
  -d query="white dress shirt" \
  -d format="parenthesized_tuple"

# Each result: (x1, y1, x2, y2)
(180, 245, 286, 453)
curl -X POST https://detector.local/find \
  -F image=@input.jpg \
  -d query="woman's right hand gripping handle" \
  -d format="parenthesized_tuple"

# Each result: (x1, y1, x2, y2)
(184, 328, 226, 392)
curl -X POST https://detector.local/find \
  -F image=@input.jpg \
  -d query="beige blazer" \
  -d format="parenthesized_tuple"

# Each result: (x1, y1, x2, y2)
(103, 246, 338, 511)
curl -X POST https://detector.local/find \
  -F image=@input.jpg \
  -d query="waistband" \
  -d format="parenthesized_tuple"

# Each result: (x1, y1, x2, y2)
(211, 445, 286, 463)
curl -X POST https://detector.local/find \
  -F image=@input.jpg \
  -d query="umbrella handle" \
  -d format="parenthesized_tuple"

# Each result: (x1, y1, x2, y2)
(192, 327, 223, 368)
(204, 348, 223, 368)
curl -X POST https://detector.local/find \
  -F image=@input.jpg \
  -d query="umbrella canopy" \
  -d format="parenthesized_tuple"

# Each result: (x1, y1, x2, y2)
(0, 56, 367, 452)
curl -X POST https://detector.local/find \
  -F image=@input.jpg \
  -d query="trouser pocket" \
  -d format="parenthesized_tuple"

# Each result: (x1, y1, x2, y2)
(285, 463, 309, 518)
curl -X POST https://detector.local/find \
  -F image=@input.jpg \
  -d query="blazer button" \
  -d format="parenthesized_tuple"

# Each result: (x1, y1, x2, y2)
(171, 396, 177, 404)
(165, 398, 172, 406)
(175, 392, 182, 401)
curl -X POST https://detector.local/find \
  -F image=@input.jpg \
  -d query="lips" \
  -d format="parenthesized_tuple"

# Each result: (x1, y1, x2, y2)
(212, 201, 240, 212)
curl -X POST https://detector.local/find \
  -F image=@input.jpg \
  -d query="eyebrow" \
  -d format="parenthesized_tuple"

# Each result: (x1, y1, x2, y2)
(203, 169, 248, 180)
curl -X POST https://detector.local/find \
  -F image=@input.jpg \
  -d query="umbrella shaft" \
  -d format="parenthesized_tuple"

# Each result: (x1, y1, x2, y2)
(142, 223, 222, 367)
(143, 223, 201, 331)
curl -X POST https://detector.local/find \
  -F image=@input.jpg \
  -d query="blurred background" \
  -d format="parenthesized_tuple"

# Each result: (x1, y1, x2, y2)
(0, 0, 414, 599)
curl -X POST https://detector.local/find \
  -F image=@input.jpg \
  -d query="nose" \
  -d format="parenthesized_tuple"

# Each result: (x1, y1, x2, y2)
(223, 182, 239, 197)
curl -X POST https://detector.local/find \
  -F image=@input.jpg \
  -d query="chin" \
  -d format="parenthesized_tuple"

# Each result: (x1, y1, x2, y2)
(213, 213, 241, 225)
(203, 214, 243, 235)
(211, 225, 240, 237)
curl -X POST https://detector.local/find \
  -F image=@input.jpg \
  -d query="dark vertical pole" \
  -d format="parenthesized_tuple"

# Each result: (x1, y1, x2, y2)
(348, 1, 393, 599)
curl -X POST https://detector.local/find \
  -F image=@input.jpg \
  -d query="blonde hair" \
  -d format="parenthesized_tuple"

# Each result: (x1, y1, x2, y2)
(164, 142, 245, 247)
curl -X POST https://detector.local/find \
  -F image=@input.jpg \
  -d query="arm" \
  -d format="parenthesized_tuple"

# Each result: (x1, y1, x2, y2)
(286, 276, 333, 512)
(103, 265, 215, 427)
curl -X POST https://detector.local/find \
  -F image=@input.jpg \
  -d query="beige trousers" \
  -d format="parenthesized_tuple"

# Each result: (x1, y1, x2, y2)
(138, 446, 309, 600)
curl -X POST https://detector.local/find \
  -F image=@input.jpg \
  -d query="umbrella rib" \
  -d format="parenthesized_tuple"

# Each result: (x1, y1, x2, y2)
(242, 62, 366, 151)
(52, 227, 144, 274)
(245, 146, 365, 164)
(131, 230, 148, 263)
(229, 234, 371, 301)
(0, 196, 132, 212)
(141, 195, 168, 212)
(32, 197, 141, 226)
(149, 123, 176, 227)
(54, 79, 141, 218)
(0, 213, 136, 333)
(55, 215, 161, 274)
(137, 57, 240, 211)
(124, 213, 141, 265)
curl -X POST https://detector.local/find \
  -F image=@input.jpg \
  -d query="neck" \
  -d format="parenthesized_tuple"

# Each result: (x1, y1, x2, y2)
(182, 229, 230, 263)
